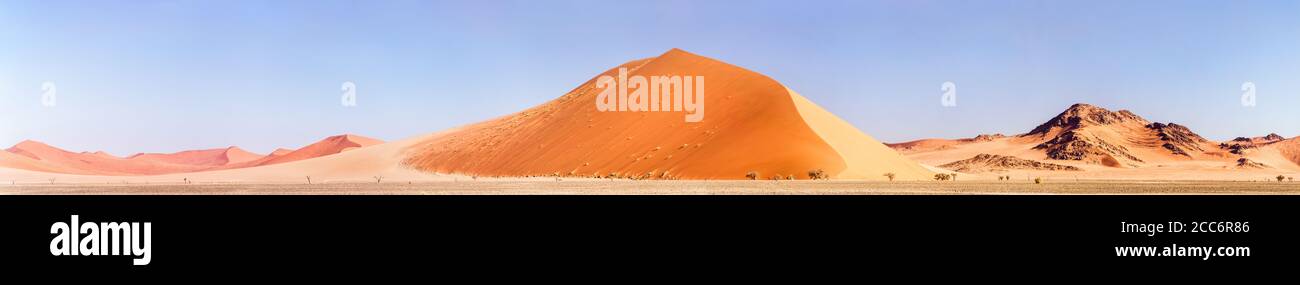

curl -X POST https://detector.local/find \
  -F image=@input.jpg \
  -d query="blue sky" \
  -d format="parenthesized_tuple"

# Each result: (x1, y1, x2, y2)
(2, 0, 1298, 155)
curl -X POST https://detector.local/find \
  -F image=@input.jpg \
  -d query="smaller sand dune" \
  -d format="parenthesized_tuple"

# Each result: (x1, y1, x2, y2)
(1235, 158, 1270, 169)
(127, 147, 263, 167)
(269, 148, 295, 157)
(1, 134, 384, 177)
(940, 154, 1080, 173)
(248, 134, 383, 167)
(4, 140, 215, 175)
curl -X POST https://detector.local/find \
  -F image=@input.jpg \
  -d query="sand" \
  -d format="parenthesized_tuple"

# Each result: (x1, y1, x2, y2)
(888, 104, 1300, 181)
(3, 140, 215, 175)
(0, 134, 387, 179)
(251, 134, 383, 166)
(127, 147, 264, 167)
(786, 89, 933, 179)
(4, 55, 1294, 189)
(0, 133, 446, 185)
(2, 180, 1297, 195)
(403, 48, 934, 180)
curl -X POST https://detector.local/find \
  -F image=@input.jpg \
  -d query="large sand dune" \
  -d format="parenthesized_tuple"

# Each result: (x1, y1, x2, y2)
(402, 49, 933, 180)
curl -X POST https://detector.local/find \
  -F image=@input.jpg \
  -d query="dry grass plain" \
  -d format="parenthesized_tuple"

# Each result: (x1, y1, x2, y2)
(2, 180, 1297, 195)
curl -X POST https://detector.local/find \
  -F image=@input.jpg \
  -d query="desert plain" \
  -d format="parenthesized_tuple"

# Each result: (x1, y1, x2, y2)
(2, 49, 1297, 195)
(2, 179, 1297, 195)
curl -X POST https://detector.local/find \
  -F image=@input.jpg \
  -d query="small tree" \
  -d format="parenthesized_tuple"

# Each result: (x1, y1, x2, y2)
(374, 176, 384, 184)
(950, 173, 958, 181)
(883, 173, 896, 182)
(1034, 177, 1043, 184)
(1290, 177, 1295, 182)
(807, 169, 828, 180)
(49, 178, 56, 185)
(1278, 175, 1287, 182)
(306, 176, 312, 184)
(745, 171, 758, 180)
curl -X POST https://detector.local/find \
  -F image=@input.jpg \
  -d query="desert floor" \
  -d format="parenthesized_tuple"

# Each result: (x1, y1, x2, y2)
(2, 180, 1297, 195)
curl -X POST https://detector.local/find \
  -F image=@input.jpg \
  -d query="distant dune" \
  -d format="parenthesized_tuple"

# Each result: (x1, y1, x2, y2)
(127, 147, 263, 167)
(0, 134, 384, 177)
(403, 48, 934, 180)
(890, 103, 1300, 180)
(3, 140, 215, 175)
(243, 134, 383, 167)
(269, 148, 295, 157)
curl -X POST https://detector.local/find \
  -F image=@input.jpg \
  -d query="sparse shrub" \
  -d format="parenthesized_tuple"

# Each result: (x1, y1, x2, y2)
(1278, 175, 1287, 182)
(1034, 177, 1043, 184)
(786, 175, 795, 180)
(807, 169, 828, 180)
(950, 173, 959, 181)
(770, 175, 781, 181)
(374, 176, 384, 184)
(1290, 177, 1295, 182)
(883, 173, 896, 182)
(933, 173, 953, 181)
(745, 171, 758, 180)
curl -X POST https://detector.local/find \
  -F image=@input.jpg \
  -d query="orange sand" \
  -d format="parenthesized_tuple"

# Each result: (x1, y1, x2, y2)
(403, 49, 934, 180)
(889, 104, 1300, 180)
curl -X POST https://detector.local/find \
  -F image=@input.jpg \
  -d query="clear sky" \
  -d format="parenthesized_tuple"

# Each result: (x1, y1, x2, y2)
(2, 0, 1298, 155)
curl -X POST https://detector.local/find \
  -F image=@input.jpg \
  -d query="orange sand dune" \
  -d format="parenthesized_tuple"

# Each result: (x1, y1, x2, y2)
(403, 49, 933, 180)
(247, 134, 383, 167)
(1, 135, 382, 177)
(3, 140, 215, 175)
(127, 147, 264, 167)
(0, 132, 448, 184)
(269, 148, 295, 157)
(0, 149, 89, 174)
